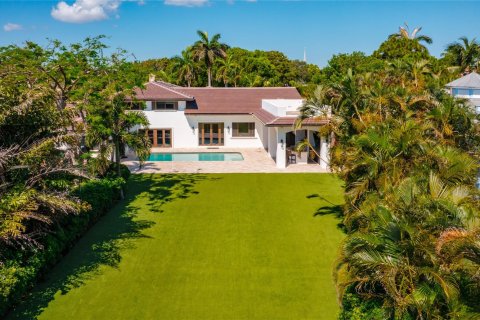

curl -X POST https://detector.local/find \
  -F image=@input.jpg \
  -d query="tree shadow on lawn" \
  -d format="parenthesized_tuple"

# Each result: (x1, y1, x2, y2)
(8, 173, 210, 320)
(306, 193, 346, 231)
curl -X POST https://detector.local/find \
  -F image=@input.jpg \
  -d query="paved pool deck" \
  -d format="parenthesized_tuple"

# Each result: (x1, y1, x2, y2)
(122, 148, 329, 174)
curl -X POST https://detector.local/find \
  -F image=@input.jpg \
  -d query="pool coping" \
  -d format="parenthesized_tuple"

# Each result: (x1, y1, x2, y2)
(123, 148, 329, 174)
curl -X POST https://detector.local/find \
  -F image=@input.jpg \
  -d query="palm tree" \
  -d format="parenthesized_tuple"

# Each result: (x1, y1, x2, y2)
(444, 37, 480, 73)
(390, 23, 433, 45)
(86, 95, 150, 181)
(215, 55, 240, 87)
(191, 30, 228, 87)
(173, 47, 196, 87)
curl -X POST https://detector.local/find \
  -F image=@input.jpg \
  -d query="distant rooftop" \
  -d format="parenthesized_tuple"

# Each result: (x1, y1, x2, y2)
(446, 72, 480, 89)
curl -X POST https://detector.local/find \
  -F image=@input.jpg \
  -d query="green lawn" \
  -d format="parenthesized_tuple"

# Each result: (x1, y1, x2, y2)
(9, 173, 345, 320)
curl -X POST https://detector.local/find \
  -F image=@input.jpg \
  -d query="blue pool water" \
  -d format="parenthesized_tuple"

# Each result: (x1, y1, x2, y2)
(148, 152, 244, 162)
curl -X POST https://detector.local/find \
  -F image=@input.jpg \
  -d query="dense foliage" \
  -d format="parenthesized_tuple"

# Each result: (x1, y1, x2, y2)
(134, 30, 322, 97)
(0, 36, 148, 316)
(298, 26, 480, 319)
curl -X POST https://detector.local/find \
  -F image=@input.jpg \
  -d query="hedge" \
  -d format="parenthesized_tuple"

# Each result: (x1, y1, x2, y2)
(0, 166, 129, 317)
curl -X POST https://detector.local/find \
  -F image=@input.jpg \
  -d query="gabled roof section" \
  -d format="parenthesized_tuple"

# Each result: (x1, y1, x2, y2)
(133, 81, 194, 101)
(266, 117, 329, 127)
(181, 87, 302, 114)
(446, 72, 480, 89)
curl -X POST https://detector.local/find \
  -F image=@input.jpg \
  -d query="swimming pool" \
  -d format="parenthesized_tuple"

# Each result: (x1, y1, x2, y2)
(148, 152, 244, 162)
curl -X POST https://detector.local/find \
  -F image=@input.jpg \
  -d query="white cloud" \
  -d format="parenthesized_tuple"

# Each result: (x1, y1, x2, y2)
(3, 23, 23, 32)
(164, 0, 209, 7)
(51, 0, 120, 23)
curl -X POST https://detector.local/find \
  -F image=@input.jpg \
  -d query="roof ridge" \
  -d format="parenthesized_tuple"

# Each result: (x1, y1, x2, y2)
(150, 81, 194, 99)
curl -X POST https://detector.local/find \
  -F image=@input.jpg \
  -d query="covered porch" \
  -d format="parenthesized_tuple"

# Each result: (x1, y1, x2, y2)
(266, 126, 330, 170)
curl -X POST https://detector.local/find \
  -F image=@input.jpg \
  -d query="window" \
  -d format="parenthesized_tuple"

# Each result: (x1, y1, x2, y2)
(154, 101, 177, 110)
(140, 129, 172, 147)
(198, 123, 224, 146)
(457, 89, 470, 96)
(232, 122, 255, 137)
(472, 89, 480, 96)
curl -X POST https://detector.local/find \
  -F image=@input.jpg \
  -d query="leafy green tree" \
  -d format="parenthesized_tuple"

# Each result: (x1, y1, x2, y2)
(215, 55, 240, 87)
(374, 26, 432, 61)
(173, 47, 196, 87)
(0, 54, 88, 247)
(443, 37, 480, 73)
(85, 51, 150, 186)
(191, 31, 228, 87)
(390, 24, 433, 44)
(298, 36, 480, 317)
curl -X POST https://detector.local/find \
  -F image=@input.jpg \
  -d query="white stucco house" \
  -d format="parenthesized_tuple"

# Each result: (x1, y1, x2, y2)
(130, 80, 330, 169)
(446, 71, 480, 114)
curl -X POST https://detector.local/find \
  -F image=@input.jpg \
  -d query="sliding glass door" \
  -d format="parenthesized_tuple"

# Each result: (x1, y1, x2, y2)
(199, 123, 224, 146)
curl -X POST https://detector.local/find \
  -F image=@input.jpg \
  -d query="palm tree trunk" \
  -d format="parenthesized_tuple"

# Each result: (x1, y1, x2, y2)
(114, 137, 125, 200)
(207, 67, 212, 87)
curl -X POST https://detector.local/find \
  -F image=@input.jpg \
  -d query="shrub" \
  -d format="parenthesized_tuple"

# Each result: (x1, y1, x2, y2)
(339, 293, 386, 320)
(0, 177, 126, 317)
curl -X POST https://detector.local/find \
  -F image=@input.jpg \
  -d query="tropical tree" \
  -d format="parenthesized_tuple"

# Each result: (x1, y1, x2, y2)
(390, 23, 433, 44)
(0, 59, 88, 247)
(374, 25, 432, 61)
(85, 50, 150, 197)
(443, 37, 480, 73)
(191, 30, 228, 87)
(215, 55, 240, 87)
(173, 47, 196, 87)
(298, 40, 480, 317)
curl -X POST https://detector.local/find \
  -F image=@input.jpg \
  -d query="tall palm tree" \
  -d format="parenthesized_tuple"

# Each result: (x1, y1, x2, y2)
(173, 47, 196, 87)
(444, 37, 480, 73)
(215, 55, 240, 87)
(390, 23, 433, 45)
(191, 30, 228, 87)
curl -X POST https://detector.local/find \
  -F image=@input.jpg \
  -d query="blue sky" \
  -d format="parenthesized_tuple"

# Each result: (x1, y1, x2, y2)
(1, 1, 480, 66)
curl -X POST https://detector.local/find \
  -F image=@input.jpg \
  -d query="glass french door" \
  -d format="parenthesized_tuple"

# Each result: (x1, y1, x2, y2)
(199, 123, 224, 146)
(142, 129, 172, 147)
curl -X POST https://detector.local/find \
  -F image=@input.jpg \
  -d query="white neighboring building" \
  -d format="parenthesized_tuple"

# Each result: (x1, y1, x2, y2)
(446, 72, 480, 189)
(446, 72, 480, 114)
(131, 80, 330, 169)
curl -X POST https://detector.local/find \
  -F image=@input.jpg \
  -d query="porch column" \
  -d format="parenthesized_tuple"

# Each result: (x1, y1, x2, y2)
(267, 127, 277, 159)
(276, 128, 287, 168)
(320, 134, 329, 170)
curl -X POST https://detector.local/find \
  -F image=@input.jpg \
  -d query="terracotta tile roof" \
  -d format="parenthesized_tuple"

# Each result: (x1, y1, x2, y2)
(132, 81, 301, 112)
(266, 117, 329, 126)
(133, 82, 194, 101)
(180, 87, 302, 114)
(131, 82, 328, 127)
(252, 109, 278, 124)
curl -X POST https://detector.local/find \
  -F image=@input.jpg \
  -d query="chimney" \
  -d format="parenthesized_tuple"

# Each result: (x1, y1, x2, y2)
(149, 74, 156, 82)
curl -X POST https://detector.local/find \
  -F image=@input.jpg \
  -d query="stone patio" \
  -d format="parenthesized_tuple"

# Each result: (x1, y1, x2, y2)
(122, 148, 329, 174)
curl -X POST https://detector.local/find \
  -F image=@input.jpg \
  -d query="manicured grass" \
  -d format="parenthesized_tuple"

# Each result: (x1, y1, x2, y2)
(8, 174, 345, 320)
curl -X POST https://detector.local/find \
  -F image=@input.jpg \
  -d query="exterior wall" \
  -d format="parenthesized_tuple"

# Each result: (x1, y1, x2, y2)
(142, 105, 268, 149)
(450, 88, 480, 114)
(275, 127, 287, 168)
(268, 127, 277, 159)
(188, 115, 267, 148)
(451, 88, 480, 98)
(319, 134, 330, 170)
